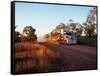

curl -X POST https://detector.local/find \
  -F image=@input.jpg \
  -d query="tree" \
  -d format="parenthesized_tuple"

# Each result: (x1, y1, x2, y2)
(75, 28, 83, 37)
(56, 22, 66, 29)
(70, 23, 76, 31)
(23, 26, 36, 35)
(22, 26, 37, 41)
(68, 20, 83, 37)
(15, 31, 22, 42)
(45, 34, 49, 38)
(83, 7, 97, 37)
(65, 24, 70, 30)
(83, 23, 96, 37)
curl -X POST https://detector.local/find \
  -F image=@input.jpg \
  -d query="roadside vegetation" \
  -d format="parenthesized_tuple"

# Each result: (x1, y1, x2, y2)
(15, 26, 37, 42)
(15, 42, 63, 74)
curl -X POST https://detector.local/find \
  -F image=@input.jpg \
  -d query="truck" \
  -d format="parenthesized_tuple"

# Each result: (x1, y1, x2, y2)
(58, 29, 77, 45)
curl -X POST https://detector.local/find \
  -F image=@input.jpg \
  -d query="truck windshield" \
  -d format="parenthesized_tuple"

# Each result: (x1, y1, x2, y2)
(66, 33, 72, 36)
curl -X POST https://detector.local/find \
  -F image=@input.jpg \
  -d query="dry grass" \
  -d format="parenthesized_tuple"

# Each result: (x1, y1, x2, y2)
(15, 42, 62, 74)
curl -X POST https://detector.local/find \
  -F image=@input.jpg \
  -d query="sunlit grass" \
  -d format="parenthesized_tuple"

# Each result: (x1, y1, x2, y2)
(15, 42, 62, 74)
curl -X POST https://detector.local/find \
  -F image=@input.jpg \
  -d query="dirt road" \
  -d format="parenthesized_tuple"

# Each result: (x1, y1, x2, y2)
(43, 42, 97, 71)
(15, 42, 97, 74)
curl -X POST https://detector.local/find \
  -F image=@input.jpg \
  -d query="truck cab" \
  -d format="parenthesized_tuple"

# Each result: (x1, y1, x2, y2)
(59, 29, 77, 45)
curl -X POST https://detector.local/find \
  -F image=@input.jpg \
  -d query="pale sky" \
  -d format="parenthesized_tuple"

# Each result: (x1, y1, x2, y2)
(15, 2, 95, 37)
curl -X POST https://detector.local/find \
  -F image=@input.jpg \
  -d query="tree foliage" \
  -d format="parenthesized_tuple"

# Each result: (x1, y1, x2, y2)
(22, 26, 37, 41)
(15, 26, 37, 42)
(83, 23, 96, 37)
(83, 7, 97, 37)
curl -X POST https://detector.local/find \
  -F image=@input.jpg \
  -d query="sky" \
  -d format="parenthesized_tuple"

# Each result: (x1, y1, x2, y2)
(15, 2, 95, 37)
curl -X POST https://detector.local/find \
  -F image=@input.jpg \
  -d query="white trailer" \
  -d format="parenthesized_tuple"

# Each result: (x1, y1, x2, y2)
(59, 29, 77, 45)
